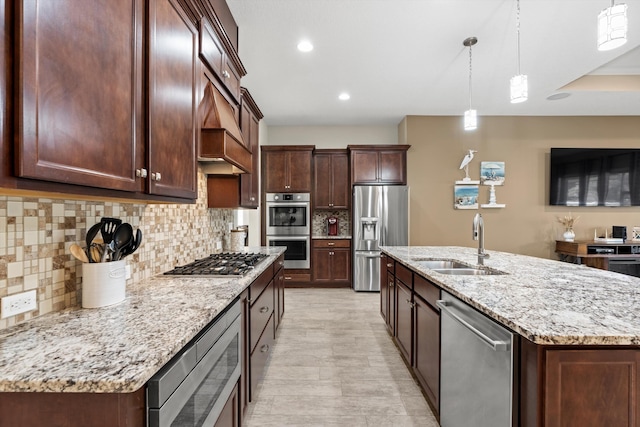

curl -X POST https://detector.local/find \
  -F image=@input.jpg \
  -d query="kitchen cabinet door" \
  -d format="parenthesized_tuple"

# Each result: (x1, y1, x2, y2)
(262, 147, 313, 193)
(314, 150, 349, 209)
(15, 0, 144, 192)
(414, 294, 440, 413)
(312, 239, 351, 285)
(239, 88, 262, 208)
(349, 145, 410, 185)
(395, 278, 413, 365)
(147, 0, 197, 199)
(275, 256, 285, 330)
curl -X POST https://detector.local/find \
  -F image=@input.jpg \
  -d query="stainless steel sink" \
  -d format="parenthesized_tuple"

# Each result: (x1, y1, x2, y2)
(432, 267, 506, 276)
(413, 259, 469, 269)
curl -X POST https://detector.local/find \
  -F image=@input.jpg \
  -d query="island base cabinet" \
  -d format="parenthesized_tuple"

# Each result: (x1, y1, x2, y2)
(521, 339, 640, 427)
(0, 388, 145, 427)
(413, 295, 440, 412)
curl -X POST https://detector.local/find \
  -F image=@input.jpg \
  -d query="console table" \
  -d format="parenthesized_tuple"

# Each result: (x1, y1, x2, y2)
(555, 240, 640, 277)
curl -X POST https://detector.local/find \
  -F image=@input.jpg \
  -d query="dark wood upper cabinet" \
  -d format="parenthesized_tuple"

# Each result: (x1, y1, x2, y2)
(15, 0, 144, 192)
(348, 145, 410, 185)
(313, 150, 349, 209)
(147, 0, 198, 199)
(262, 146, 313, 193)
(239, 88, 262, 208)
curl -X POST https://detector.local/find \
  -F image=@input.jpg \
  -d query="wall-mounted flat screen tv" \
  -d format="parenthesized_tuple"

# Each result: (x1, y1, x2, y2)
(549, 148, 640, 207)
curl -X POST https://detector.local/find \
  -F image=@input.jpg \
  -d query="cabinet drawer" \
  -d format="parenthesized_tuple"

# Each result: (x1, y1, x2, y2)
(395, 263, 413, 288)
(414, 274, 440, 310)
(385, 257, 395, 274)
(249, 267, 273, 305)
(283, 273, 310, 283)
(313, 239, 350, 249)
(250, 280, 274, 353)
(250, 314, 275, 399)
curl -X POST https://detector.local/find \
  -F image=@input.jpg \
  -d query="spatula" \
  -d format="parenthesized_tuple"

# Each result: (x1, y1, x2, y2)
(100, 217, 122, 245)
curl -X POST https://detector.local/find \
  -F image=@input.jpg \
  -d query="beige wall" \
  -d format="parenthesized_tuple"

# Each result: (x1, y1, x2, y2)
(266, 125, 398, 147)
(402, 116, 640, 259)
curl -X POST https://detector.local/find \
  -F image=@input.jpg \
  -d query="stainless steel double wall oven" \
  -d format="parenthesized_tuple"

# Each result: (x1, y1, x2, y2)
(265, 193, 310, 269)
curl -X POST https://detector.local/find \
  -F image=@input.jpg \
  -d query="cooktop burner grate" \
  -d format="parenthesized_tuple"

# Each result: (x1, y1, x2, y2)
(164, 252, 268, 277)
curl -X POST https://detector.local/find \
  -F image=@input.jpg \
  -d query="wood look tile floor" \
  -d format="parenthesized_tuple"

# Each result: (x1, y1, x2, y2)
(243, 288, 440, 427)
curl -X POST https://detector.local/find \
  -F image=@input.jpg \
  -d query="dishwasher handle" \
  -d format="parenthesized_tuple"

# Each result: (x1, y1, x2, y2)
(436, 300, 510, 352)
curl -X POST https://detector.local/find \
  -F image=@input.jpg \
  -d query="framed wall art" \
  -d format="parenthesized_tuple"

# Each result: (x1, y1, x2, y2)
(454, 185, 479, 210)
(480, 161, 505, 186)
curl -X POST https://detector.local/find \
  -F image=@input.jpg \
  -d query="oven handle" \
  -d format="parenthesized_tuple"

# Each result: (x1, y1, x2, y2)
(267, 236, 310, 241)
(149, 315, 241, 427)
(266, 202, 310, 208)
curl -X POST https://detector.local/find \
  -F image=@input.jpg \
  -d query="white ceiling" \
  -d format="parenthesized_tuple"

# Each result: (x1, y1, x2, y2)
(227, 0, 640, 126)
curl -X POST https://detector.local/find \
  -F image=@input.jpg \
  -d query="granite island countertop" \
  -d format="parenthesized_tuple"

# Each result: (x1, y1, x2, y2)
(381, 246, 640, 346)
(0, 247, 285, 394)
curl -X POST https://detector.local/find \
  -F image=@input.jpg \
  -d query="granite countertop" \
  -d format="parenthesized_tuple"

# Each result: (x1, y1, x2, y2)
(0, 247, 285, 394)
(381, 246, 640, 346)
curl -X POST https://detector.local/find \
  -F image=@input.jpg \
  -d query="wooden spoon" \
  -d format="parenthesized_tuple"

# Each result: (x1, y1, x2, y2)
(70, 243, 90, 263)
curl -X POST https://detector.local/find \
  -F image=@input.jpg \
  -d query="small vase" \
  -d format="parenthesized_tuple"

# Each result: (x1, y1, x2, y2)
(563, 229, 575, 242)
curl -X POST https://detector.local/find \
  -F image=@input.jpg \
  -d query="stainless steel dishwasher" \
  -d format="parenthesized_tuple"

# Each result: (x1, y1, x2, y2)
(437, 291, 515, 427)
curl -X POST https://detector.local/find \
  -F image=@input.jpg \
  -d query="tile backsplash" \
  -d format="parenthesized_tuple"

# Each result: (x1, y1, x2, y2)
(0, 170, 232, 330)
(312, 210, 350, 237)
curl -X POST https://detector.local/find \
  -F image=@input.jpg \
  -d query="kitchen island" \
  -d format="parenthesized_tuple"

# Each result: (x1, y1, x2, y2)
(381, 246, 640, 427)
(0, 247, 285, 426)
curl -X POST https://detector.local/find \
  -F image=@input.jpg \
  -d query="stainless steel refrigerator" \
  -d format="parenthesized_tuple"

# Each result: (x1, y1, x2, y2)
(352, 185, 409, 291)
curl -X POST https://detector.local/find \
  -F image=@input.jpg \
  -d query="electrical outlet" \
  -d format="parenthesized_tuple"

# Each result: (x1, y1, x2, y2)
(1, 290, 37, 318)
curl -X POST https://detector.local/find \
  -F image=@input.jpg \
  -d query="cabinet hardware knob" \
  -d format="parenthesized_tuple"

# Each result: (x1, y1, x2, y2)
(284, 276, 292, 280)
(222, 70, 230, 79)
(247, 298, 253, 303)
(387, 263, 393, 267)
(250, 197, 255, 201)
(135, 168, 148, 178)
(260, 306, 269, 313)
(328, 242, 335, 246)
(151, 172, 162, 181)
(260, 344, 269, 353)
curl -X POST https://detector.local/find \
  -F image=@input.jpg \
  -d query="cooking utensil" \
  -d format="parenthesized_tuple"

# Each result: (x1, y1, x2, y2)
(100, 217, 122, 244)
(85, 223, 102, 262)
(120, 229, 142, 259)
(70, 243, 90, 263)
(90, 244, 104, 263)
(111, 223, 134, 261)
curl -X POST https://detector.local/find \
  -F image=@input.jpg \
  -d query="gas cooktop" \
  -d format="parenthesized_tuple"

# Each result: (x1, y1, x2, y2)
(164, 252, 268, 277)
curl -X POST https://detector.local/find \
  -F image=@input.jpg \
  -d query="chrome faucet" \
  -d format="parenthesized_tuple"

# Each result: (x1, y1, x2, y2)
(472, 213, 490, 265)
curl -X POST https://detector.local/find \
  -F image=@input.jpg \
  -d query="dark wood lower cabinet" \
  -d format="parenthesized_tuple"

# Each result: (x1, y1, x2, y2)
(395, 278, 413, 365)
(413, 294, 440, 412)
(214, 382, 240, 427)
(521, 336, 640, 427)
(0, 388, 146, 427)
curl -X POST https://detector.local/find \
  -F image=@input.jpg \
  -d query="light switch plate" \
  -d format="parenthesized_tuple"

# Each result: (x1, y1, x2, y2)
(1, 290, 37, 318)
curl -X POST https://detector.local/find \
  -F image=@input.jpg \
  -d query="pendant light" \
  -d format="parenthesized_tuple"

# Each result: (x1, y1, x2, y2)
(597, 1, 628, 51)
(463, 37, 478, 131)
(510, 0, 528, 103)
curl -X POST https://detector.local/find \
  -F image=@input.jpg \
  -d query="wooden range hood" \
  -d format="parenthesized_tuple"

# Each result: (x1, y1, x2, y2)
(199, 81, 251, 174)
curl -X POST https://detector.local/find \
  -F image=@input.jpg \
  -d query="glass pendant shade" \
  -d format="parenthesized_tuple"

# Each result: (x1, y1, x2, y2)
(510, 74, 528, 103)
(597, 3, 628, 51)
(464, 109, 477, 131)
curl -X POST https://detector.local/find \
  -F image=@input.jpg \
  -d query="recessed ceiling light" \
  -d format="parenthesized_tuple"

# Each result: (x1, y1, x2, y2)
(297, 40, 313, 52)
(546, 92, 571, 101)
(338, 93, 350, 101)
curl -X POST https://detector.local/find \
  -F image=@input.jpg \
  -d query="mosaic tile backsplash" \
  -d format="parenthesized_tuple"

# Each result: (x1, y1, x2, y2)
(0, 170, 233, 330)
(312, 210, 350, 237)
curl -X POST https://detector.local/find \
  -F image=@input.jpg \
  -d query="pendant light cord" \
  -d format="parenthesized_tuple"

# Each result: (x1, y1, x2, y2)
(468, 43, 473, 110)
(516, 0, 521, 75)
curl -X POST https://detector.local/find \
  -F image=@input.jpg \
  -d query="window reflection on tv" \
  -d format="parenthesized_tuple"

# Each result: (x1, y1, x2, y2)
(549, 148, 640, 207)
